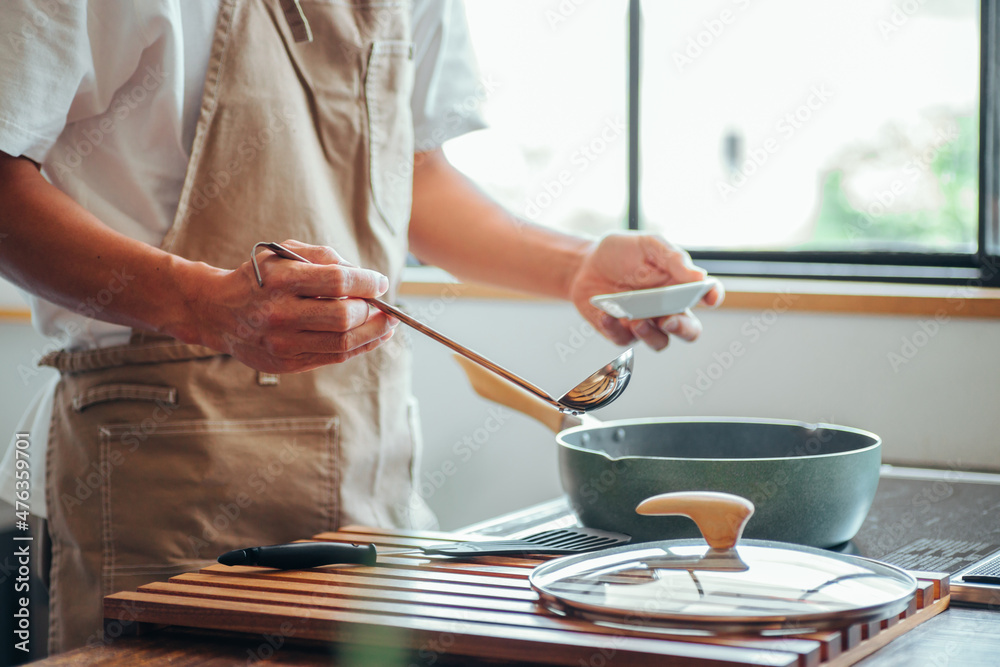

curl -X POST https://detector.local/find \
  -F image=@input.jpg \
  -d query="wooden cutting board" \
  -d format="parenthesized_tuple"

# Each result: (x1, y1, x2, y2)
(104, 526, 951, 667)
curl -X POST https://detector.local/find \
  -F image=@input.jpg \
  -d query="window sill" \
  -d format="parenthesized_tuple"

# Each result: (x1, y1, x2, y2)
(399, 267, 1000, 319)
(2, 271, 998, 324)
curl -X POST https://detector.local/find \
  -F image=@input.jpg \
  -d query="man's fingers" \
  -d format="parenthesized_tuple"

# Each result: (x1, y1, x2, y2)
(639, 235, 708, 286)
(288, 297, 374, 333)
(252, 241, 389, 297)
(263, 261, 389, 299)
(264, 312, 399, 358)
(275, 239, 352, 267)
(280, 331, 396, 373)
(628, 319, 671, 351)
(594, 312, 636, 346)
(701, 283, 725, 308)
(653, 311, 703, 343)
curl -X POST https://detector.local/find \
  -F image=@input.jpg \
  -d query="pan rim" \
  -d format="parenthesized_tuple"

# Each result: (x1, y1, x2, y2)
(556, 416, 881, 463)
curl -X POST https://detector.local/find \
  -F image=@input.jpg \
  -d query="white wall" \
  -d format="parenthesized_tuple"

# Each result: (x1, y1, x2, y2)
(405, 294, 1000, 529)
(1, 286, 997, 532)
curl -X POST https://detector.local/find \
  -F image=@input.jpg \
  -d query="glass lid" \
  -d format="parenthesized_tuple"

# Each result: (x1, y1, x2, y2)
(529, 492, 917, 634)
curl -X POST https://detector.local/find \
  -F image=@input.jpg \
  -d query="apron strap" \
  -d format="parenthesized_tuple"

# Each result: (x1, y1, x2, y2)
(39, 340, 224, 375)
(278, 0, 313, 43)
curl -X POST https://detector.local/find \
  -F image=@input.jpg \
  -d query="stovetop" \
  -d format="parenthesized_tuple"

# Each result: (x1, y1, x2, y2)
(462, 465, 1000, 607)
(850, 469, 1000, 572)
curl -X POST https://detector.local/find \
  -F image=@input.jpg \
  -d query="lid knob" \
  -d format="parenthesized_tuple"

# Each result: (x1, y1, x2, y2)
(635, 491, 755, 550)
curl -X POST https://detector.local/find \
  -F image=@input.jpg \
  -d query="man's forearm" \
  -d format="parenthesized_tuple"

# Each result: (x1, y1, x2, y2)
(0, 153, 402, 372)
(0, 153, 210, 342)
(407, 149, 595, 301)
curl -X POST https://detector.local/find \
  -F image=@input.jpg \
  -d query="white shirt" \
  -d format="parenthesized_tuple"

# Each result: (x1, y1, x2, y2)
(0, 0, 486, 517)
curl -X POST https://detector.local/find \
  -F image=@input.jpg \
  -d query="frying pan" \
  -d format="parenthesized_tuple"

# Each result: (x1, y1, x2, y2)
(455, 357, 880, 548)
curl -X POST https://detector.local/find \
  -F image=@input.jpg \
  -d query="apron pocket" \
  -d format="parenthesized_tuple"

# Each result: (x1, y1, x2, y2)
(366, 39, 415, 233)
(96, 416, 339, 597)
(72, 383, 178, 413)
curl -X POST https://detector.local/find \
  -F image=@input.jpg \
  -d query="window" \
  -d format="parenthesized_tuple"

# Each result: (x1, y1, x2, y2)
(446, 0, 1000, 286)
(444, 0, 629, 236)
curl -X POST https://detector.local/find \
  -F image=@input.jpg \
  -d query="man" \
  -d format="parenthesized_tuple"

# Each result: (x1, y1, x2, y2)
(0, 0, 721, 653)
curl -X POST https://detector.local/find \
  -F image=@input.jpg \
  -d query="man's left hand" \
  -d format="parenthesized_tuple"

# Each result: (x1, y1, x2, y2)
(568, 232, 724, 350)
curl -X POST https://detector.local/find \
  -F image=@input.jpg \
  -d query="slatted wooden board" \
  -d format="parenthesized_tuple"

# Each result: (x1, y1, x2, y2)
(104, 527, 951, 666)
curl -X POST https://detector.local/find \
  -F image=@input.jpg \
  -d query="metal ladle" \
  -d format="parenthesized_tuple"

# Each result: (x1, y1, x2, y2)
(251, 242, 634, 413)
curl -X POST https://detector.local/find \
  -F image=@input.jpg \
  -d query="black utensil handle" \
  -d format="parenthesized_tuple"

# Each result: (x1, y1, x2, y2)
(245, 542, 377, 569)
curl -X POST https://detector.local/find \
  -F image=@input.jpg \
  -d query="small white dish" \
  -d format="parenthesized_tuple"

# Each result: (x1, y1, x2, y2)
(589, 279, 719, 320)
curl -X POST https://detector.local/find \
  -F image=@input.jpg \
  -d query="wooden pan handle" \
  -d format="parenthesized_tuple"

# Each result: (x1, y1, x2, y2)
(453, 355, 579, 434)
(635, 492, 755, 550)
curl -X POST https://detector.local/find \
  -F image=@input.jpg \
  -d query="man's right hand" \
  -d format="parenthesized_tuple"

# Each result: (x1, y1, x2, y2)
(0, 152, 396, 374)
(182, 240, 399, 373)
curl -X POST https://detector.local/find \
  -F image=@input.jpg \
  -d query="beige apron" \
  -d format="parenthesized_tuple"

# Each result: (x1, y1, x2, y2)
(40, 0, 427, 653)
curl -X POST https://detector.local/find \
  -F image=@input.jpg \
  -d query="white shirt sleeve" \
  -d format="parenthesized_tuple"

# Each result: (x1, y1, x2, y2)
(0, 1, 146, 163)
(411, 0, 488, 151)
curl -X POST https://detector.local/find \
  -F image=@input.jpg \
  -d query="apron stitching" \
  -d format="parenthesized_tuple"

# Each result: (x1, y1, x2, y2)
(160, 0, 237, 254)
(263, 0, 334, 163)
(278, 0, 313, 43)
(365, 45, 386, 227)
(99, 428, 116, 603)
(44, 382, 63, 652)
(328, 420, 339, 531)
(99, 418, 337, 436)
(43, 341, 224, 374)
(364, 40, 414, 233)
(72, 385, 178, 413)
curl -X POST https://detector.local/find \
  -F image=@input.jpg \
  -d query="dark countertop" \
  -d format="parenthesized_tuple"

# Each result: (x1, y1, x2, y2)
(26, 466, 1000, 666)
(462, 466, 1000, 667)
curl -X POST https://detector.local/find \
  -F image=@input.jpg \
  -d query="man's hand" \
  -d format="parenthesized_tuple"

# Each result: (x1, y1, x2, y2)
(184, 240, 399, 373)
(408, 150, 721, 351)
(568, 232, 724, 350)
(0, 151, 397, 374)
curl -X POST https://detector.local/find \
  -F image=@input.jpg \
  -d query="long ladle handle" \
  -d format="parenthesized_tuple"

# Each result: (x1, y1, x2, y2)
(370, 299, 561, 409)
(452, 355, 583, 434)
(635, 492, 755, 550)
(254, 243, 563, 410)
